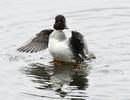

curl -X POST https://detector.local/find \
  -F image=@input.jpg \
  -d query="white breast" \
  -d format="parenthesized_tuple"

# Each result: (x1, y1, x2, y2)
(48, 31, 74, 62)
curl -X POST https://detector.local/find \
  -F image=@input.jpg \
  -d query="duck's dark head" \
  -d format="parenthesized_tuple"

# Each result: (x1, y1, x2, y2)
(53, 15, 68, 30)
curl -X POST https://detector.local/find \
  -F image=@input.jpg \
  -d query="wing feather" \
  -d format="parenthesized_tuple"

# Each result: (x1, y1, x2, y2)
(17, 29, 53, 53)
(70, 31, 87, 63)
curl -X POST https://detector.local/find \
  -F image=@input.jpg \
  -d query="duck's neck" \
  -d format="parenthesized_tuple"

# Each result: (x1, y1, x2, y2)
(50, 30, 67, 41)
(55, 30, 63, 32)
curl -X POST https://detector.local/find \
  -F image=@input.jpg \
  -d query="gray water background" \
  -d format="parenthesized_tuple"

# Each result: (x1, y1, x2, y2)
(0, 0, 130, 100)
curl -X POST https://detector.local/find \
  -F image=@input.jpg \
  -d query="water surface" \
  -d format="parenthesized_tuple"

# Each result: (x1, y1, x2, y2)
(0, 0, 130, 100)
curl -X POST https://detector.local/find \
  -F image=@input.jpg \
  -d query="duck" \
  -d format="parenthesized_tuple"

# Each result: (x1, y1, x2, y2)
(17, 15, 95, 64)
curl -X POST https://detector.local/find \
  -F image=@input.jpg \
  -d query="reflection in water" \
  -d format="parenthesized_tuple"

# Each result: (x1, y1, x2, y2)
(24, 62, 91, 99)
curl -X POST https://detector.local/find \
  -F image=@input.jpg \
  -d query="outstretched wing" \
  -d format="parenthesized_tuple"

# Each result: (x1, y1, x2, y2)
(70, 31, 88, 63)
(17, 29, 54, 53)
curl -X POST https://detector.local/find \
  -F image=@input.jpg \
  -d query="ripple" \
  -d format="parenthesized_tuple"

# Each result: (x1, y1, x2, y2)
(65, 7, 130, 14)
(22, 62, 90, 99)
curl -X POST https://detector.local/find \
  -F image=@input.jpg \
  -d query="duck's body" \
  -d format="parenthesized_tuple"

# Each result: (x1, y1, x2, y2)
(17, 15, 95, 63)
(48, 30, 74, 62)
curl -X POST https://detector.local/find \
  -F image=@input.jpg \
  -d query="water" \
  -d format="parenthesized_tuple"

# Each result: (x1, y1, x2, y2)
(0, 0, 130, 100)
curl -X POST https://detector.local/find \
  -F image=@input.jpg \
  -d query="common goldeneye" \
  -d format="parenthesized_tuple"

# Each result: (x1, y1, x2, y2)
(17, 15, 95, 63)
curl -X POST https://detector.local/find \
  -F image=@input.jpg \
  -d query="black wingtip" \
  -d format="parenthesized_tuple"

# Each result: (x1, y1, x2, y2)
(71, 31, 83, 39)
